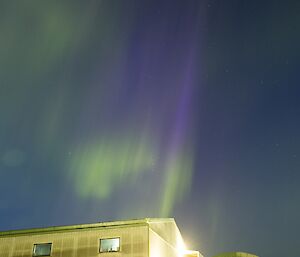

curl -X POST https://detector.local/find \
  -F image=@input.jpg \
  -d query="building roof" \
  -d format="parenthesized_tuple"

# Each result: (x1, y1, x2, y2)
(0, 218, 175, 237)
(212, 252, 258, 257)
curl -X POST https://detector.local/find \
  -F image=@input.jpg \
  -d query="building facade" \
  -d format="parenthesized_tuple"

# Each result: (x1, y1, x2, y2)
(212, 252, 258, 257)
(0, 218, 200, 257)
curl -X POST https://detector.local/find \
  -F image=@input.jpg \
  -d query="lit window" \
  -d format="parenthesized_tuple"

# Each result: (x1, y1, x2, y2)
(99, 238, 120, 253)
(33, 243, 52, 256)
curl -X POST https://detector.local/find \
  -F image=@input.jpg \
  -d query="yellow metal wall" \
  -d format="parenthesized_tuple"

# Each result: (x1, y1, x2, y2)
(148, 229, 180, 257)
(148, 220, 183, 250)
(0, 225, 148, 257)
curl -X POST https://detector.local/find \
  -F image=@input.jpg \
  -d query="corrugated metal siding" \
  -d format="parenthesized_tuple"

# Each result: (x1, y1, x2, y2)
(0, 225, 148, 257)
(148, 229, 180, 257)
(148, 220, 183, 249)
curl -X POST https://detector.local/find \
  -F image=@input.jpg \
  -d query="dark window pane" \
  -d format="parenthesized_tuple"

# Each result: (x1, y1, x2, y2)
(100, 238, 120, 253)
(33, 243, 52, 256)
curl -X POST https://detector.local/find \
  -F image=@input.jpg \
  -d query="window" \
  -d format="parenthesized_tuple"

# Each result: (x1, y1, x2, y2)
(99, 238, 120, 253)
(33, 243, 52, 256)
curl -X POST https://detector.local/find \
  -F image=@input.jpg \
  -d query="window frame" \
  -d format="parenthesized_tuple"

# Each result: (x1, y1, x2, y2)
(32, 243, 52, 257)
(99, 237, 121, 253)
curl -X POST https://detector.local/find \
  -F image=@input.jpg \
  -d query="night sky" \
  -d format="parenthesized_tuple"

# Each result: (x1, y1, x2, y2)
(0, 1, 299, 257)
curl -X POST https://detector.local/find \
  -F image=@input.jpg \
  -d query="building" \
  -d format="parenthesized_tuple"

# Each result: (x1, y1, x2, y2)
(0, 218, 201, 257)
(212, 252, 258, 257)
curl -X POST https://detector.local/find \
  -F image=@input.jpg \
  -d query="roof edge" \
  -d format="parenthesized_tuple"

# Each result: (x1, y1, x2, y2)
(0, 218, 174, 237)
(213, 252, 259, 257)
